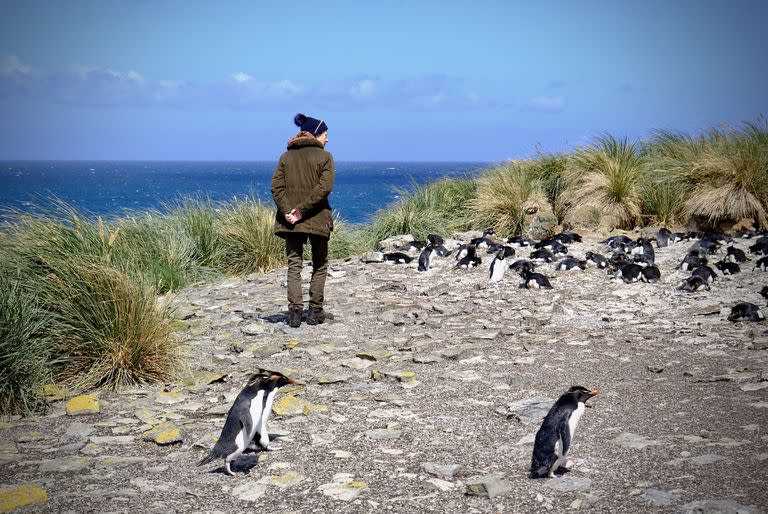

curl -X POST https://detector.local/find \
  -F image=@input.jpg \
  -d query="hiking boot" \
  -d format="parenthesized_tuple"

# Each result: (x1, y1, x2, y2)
(287, 306, 303, 328)
(306, 306, 326, 326)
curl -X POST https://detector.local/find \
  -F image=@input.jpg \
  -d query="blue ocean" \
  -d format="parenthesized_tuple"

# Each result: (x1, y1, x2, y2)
(0, 161, 490, 224)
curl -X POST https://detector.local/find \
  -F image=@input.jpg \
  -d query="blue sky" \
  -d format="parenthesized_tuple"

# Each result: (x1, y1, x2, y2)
(0, 0, 766, 161)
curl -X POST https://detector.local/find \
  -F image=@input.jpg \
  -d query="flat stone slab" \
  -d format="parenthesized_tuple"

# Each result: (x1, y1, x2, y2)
(65, 395, 100, 415)
(676, 499, 763, 513)
(317, 473, 367, 501)
(645, 489, 679, 506)
(231, 483, 267, 501)
(504, 396, 556, 424)
(0, 485, 48, 511)
(612, 432, 659, 449)
(421, 462, 462, 479)
(465, 473, 512, 498)
(365, 428, 402, 440)
(546, 476, 592, 493)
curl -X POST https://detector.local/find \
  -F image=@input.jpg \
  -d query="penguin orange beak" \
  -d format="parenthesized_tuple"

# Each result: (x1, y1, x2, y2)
(285, 378, 296, 384)
(589, 389, 599, 397)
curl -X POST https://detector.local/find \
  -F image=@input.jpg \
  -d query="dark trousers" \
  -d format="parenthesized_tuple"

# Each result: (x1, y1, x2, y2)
(284, 233, 329, 309)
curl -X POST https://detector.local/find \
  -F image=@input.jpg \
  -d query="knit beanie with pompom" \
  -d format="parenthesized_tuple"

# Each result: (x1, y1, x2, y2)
(294, 113, 328, 136)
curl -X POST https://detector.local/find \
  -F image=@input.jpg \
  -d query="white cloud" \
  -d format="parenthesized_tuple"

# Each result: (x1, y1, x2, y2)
(527, 95, 566, 112)
(126, 70, 144, 83)
(1, 55, 34, 76)
(349, 79, 376, 99)
(0, 57, 494, 111)
(231, 72, 253, 83)
(273, 79, 301, 95)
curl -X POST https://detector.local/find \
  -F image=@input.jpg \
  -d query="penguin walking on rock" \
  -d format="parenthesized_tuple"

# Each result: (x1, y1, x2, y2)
(198, 371, 294, 475)
(529, 386, 599, 479)
(417, 247, 435, 272)
(489, 246, 516, 282)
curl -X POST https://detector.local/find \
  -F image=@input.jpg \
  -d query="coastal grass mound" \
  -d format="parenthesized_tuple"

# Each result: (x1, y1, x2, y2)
(1, 118, 767, 414)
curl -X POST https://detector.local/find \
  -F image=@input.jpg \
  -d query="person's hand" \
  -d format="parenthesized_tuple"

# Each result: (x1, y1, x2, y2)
(285, 209, 303, 225)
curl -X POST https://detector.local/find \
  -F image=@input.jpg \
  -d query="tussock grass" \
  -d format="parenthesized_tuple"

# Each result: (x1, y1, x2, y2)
(217, 197, 286, 274)
(41, 261, 177, 390)
(0, 271, 56, 414)
(640, 173, 687, 227)
(648, 120, 768, 227)
(361, 178, 477, 248)
(470, 162, 549, 236)
(563, 135, 647, 229)
(528, 153, 569, 219)
(164, 197, 223, 267)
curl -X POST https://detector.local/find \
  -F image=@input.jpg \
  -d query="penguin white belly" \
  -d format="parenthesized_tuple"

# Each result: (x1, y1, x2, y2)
(489, 259, 505, 282)
(228, 390, 264, 462)
(568, 402, 585, 440)
(257, 390, 277, 448)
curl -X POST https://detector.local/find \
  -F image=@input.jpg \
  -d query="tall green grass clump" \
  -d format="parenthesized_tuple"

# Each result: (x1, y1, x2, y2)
(563, 135, 648, 229)
(639, 172, 687, 227)
(39, 260, 177, 389)
(164, 197, 224, 267)
(650, 121, 768, 227)
(217, 197, 286, 274)
(470, 162, 550, 236)
(113, 212, 209, 293)
(0, 271, 57, 414)
(362, 178, 477, 248)
(529, 152, 569, 219)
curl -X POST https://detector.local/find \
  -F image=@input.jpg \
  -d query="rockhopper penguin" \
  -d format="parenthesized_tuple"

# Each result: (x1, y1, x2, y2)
(198, 370, 294, 475)
(530, 386, 599, 479)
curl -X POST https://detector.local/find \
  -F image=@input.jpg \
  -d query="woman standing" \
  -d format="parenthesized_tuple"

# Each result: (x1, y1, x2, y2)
(271, 113, 334, 328)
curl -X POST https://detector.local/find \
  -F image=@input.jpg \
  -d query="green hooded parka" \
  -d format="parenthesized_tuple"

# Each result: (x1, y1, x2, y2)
(271, 132, 335, 238)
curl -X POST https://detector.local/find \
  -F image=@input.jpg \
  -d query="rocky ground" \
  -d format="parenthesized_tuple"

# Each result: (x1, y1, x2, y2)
(1, 231, 767, 513)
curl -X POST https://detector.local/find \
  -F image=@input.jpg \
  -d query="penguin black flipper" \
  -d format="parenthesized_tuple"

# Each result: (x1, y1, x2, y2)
(556, 416, 572, 464)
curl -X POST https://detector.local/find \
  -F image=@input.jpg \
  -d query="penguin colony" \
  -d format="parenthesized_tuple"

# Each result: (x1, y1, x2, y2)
(201, 229, 766, 478)
(382, 228, 768, 319)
